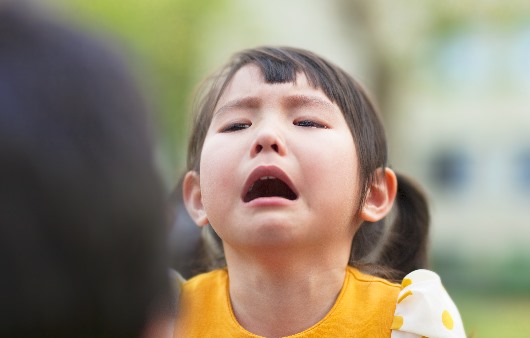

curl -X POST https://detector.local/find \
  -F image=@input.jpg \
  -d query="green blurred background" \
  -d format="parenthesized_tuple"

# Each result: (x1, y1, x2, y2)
(46, 1, 530, 336)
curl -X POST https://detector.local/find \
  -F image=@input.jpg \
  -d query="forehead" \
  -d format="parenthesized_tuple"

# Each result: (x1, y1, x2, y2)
(215, 64, 328, 110)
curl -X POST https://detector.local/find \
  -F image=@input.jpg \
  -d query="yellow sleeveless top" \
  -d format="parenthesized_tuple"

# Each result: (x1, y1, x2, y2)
(174, 266, 401, 337)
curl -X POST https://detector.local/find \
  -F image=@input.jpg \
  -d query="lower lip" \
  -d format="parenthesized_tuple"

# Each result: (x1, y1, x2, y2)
(243, 197, 296, 207)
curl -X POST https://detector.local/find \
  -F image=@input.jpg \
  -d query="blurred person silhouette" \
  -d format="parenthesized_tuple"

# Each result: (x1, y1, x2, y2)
(0, 1, 173, 337)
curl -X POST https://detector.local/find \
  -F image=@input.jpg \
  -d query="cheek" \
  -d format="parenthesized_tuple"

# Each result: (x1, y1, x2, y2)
(303, 136, 361, 208)
(198, 138, 238, 211)
(308, 132, 357, 178)
(328, 148, 359, 197)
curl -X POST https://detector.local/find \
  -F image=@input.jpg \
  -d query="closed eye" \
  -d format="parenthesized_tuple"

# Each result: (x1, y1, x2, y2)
(294, 120, 328, 129)
(221, 122, 251, 132)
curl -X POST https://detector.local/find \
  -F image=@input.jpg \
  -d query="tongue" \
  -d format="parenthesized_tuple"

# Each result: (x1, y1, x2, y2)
(244, 178, 297, 202)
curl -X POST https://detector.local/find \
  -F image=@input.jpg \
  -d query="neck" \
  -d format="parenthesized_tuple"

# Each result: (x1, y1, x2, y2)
(224, 245, 350, 337)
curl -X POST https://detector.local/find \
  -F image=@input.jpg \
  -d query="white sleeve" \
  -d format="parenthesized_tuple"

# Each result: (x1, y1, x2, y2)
(391, 269, 466, 338)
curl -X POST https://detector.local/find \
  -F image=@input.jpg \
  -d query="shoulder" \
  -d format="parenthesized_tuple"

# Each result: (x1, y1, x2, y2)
(391, 269, 466, 338)
(348, 266, 402, 289)
(174, 269, 234, 336)
(346, 266, 401, 313)
(174, 269, 228, 315)
(177, 268, 229, 303)
(347, 266, 402, 302)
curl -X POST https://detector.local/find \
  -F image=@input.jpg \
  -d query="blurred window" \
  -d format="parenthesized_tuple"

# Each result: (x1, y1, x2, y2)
(430, 149, 471, 192)
(515, 148, 530, 194)
(510, 26, 530, 89)
(436, 31, 492, 92)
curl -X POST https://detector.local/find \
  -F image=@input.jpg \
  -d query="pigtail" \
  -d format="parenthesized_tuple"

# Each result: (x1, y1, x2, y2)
(351, 172, 430, 281)
(384, 173, 430, 275)
(369, 173, 430, 280)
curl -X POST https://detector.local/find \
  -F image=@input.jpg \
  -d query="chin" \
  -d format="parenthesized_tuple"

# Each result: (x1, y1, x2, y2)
(241, 222, 301, 247)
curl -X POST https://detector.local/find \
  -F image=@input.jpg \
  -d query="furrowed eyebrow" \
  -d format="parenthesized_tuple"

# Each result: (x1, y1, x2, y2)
(282, 94, 337, 113)
(214, 96, 261, 117)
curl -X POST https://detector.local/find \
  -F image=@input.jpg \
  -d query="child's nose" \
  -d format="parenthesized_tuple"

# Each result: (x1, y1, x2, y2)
(250, 124, 287, 157)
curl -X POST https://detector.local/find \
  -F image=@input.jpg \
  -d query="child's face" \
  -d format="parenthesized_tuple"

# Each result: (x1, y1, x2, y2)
(194, 64, 362, 252)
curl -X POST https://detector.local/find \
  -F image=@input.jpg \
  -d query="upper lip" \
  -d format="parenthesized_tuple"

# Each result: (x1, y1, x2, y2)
(241, 165, 298, 202)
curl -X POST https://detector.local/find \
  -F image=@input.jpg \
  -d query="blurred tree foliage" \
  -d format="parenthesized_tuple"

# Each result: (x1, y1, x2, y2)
(48, 0, 230, 187)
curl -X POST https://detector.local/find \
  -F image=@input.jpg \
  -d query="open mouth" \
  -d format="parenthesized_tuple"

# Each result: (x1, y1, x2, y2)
(243, 171, 298, 203)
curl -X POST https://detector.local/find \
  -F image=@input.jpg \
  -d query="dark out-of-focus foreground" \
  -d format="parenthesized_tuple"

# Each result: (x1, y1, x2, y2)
(47, 1, 530, 336)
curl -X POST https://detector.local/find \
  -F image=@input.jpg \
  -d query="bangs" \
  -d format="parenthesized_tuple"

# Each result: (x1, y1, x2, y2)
(252, 53, 298, 84)
(233, 47, 340, 105)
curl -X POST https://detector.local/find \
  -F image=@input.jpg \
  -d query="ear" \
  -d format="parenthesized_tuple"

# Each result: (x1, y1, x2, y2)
(182, 170, 209, 227)
(360, 168, 397, 222)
